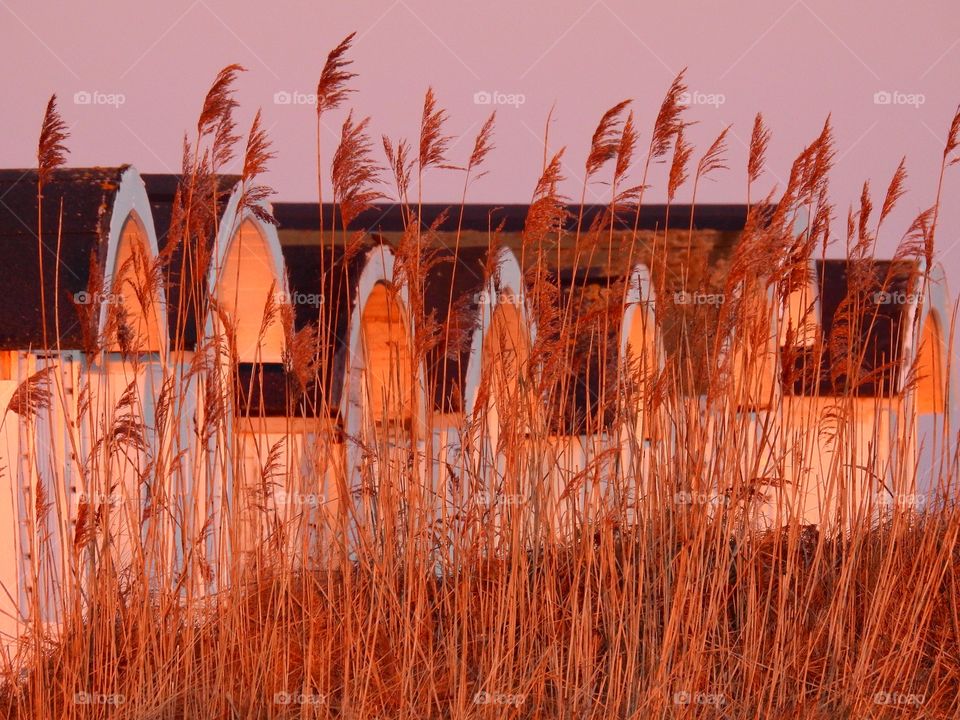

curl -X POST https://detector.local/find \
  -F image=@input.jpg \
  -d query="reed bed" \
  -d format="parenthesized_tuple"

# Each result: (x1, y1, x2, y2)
(0, 35, 958, 719)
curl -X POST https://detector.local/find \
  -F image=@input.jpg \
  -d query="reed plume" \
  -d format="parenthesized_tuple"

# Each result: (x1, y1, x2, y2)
(943, 103, 960, 165)
(878, 157, 908, 231)
(467, 111, 496, 178)
(4, 366, 56, 421)
(198, 65, 245, 172)
(650, 70, 688, 160)
(316, 32, 357, 116)
(614, 110, 638, 189)
(697, 126, 730, 181)
(383, 135, 414, 209)
(523, 148, 569, 246)
(332, 112, 385, 230)
(35, 94, 70, 357)
(667, 124, 693, 203)
(282, 313, 319, 400)
(238, 110, 277, 225)
(37, 95, 69, 185)
(197, 64, 244, 138)
(418, 87, 453, 174)
(315, 31, 358, 281)
(585, 99, 632, 179)
(747, 113, 770, 191)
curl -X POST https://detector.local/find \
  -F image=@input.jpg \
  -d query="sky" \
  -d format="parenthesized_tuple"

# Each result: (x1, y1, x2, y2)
(1, 1, 959, 280)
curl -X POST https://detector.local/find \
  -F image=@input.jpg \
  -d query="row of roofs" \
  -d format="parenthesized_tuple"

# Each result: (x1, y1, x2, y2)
(0, 166, 948, 434)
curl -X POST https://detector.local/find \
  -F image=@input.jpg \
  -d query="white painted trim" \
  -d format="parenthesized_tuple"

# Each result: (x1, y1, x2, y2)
(461, 246, 536, 417)
(900, 260, 956, 428)
(617, 263, 661, 481)
(197, 184, 289, 587)
(450, 247, 536, 492)
(340, 241, 427, 448)
(97, 166, 169, 356)
(618, 263, 660, 371)
(202, 184, 290, 347)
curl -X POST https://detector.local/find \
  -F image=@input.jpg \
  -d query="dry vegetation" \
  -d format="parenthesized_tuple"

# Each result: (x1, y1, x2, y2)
(1, 34, 959, 719)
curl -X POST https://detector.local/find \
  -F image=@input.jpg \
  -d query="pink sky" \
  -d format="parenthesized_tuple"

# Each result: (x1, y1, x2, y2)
(1, 1, 959, 279)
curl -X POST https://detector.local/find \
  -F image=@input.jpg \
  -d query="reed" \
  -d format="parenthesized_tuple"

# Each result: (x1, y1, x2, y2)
(0, 42, 957, 720)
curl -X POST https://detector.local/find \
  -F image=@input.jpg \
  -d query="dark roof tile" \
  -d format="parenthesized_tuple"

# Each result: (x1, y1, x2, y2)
(0, 167, 127, 349)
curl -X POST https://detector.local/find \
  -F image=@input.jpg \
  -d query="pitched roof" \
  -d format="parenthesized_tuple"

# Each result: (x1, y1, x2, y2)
(782, 259, 917, 397)
(142, 173, 240, 350)
(422, 246, 492, 413)
(541, 267, 625, 435)
(0, 167, 128, 350)
(272, 203, 750, 235)
(273, 204, 750, 425)
(279, 236, 393, 418)
(3, 177, 926, 416)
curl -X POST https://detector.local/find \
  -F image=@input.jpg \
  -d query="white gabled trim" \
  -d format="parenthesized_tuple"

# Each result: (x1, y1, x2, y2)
(461, 246, 535, 418)
(618, 262, 660, 371)
(617, 263, 661, 483)
(98, 166, 169, 356)
(202, 184, 290, 345)
(900, 260, 956, 428)
(340, 241, 427, 442)
(196, 185, 290, 588)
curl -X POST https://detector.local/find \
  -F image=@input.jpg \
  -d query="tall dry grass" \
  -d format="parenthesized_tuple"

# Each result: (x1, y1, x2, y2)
(0, 38, 958, 719)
